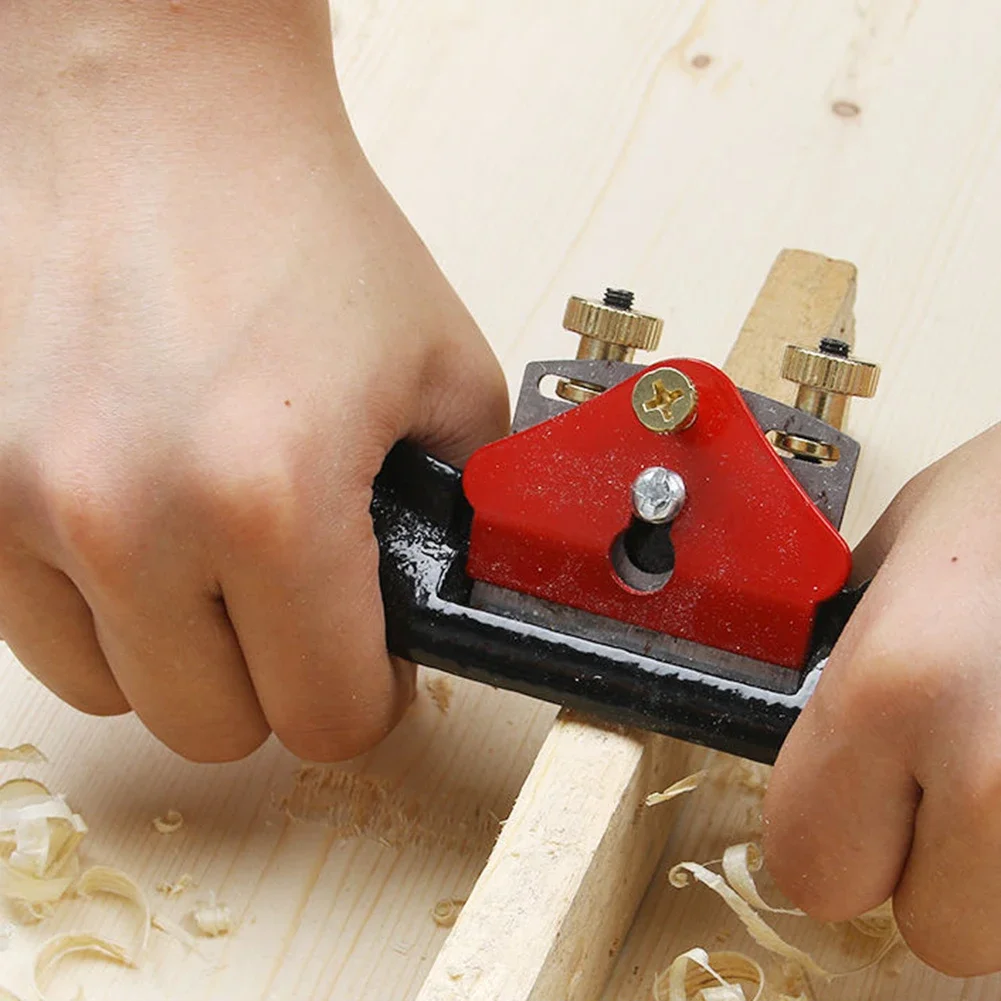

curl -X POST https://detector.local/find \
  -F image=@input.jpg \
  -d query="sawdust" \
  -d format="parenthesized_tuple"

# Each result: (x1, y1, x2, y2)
(281, 767, 500, 854)
(424, 675, 454, 715)
(156, 874, 196, 898)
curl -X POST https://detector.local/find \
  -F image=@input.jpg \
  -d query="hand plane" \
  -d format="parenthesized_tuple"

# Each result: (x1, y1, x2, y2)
(372, 274, 879, 764)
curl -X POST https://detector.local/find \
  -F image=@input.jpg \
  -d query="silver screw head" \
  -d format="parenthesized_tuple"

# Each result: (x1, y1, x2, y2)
(631, 467, 686, 524)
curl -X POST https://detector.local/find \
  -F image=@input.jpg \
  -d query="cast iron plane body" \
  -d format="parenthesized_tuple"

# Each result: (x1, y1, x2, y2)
(371, 358, 866, 764)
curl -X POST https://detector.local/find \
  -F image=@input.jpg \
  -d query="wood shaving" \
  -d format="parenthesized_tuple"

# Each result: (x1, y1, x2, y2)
(33, 934, 135, 1001)
(653, 947, 762, 1001)
(156, 873, 196, 898)
(0, 778, 87, 905)
(191, 893, 233, 937)
(720, 844, 803, 916)
(663, 842, 901, 995)
(431, 898, 465, 928)
(646, 770, 708, 807)
(0, 989, 26, 1001)
(0, 922, 12, 951)
(73, 866, 151, 956)
(424, 674, 454, 714)
(152, 809, 184, 835)
(151, 912, 209, 958)
(282, 766, 499, 853)
(0, 760, 156, 999)
(9, 900, 54, 925)
(0, 745, 47, 766)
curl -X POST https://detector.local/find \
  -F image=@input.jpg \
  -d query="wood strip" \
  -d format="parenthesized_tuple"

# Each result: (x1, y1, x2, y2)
(416, 249, 857, 1001)
(724, 248, 857, 402)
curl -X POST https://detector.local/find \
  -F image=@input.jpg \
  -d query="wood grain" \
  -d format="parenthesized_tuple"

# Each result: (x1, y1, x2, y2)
(3, 0, 1001, 998)
(724, 248, 857, 403)
(416, 720, 703, 1001)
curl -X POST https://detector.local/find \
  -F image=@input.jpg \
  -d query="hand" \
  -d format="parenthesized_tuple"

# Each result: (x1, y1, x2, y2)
(0, 1, 507, 763)
(763, 423, 1001, 976)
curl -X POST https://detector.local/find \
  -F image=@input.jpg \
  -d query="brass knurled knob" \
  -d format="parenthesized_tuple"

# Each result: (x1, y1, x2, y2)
(563, 294, 664, 353)
(780, 339, 880, 431)
(781, 343, 880, 398)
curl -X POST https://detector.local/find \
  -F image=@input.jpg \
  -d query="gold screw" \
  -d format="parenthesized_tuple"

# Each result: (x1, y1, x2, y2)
(631, 367, 698, 433)
(781, 338, 880, 430)
(556, 289, 664, 403)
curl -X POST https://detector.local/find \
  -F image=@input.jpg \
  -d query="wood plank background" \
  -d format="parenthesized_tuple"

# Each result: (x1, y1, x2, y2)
(4, 1, 1001, 997)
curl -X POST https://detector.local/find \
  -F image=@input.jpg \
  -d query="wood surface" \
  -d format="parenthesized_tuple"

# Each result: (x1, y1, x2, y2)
(4, 1, 1001, 998)
(415, 719, 702, 1001)
(415, 248, 841, 1001)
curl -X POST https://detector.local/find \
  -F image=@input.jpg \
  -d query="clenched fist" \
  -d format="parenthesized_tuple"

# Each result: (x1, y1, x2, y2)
(0, 0, 506, 763)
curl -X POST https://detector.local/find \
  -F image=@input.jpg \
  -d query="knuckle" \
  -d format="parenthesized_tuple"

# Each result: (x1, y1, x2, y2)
(38, 456, 139, 583)
(189, 417, 304, 551)
(275, 708, 394, 764)
(160, 720, 270, 764)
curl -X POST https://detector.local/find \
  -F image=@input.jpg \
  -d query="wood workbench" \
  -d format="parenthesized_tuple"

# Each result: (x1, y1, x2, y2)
(3, 1, 1001, 998)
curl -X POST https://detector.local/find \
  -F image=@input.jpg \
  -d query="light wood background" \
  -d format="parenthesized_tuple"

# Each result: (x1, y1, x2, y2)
(3, 1, 1001, 998)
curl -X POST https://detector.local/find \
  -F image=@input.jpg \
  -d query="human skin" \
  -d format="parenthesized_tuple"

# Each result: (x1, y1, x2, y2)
(764, 424, 1001, 977)
(0, 0, 507, 764)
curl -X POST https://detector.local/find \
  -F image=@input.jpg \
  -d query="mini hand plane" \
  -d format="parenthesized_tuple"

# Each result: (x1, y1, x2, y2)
(371, 281, 879, 764)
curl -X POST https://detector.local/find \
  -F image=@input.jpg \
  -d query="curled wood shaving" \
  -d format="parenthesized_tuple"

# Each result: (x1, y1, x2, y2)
(0, 745, 47, 766)
(653, 947, 762, 1001)
(431, 898, 465, 928)
(33, 934, 135, 1001)
(0, 778, 87, 905)
(0, 989, 26, 1001)
(646, 770, 708, 807)
(0, 861, 76, 904)
(156, 873, 196, 898)
(74, 866, 152, 956)
(667, 843, 901, 989)
(9, 900, 55, 925)
(721, 844, 803, 916)
(30, 868, 152, 999)
(152, 810, 184, 835)
(0, 922, 12, 951)
(669, 859, 832, 980)
(191, 894, 233, 937)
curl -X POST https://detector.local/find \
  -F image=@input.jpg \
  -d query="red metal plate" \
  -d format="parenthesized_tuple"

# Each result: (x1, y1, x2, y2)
(462, 360, 852, 669)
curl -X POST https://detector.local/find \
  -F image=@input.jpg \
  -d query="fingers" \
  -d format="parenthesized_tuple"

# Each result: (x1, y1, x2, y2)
(0, 552, 127, 715)
(765, 503, 1001, 975)
(894, 752, 1001, 977)
(86, 582, 270, 764)
(762, 590, 922, 922)
(204, 441, 414, 762)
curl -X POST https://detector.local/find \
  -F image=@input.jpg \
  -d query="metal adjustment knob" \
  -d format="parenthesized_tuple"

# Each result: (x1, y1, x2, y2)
(781, 338, 880, 431)
(556, 288, 664, 404)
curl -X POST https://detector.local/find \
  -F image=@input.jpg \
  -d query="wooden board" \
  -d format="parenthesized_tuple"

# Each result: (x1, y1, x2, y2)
(5, 1, 1001, 998)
